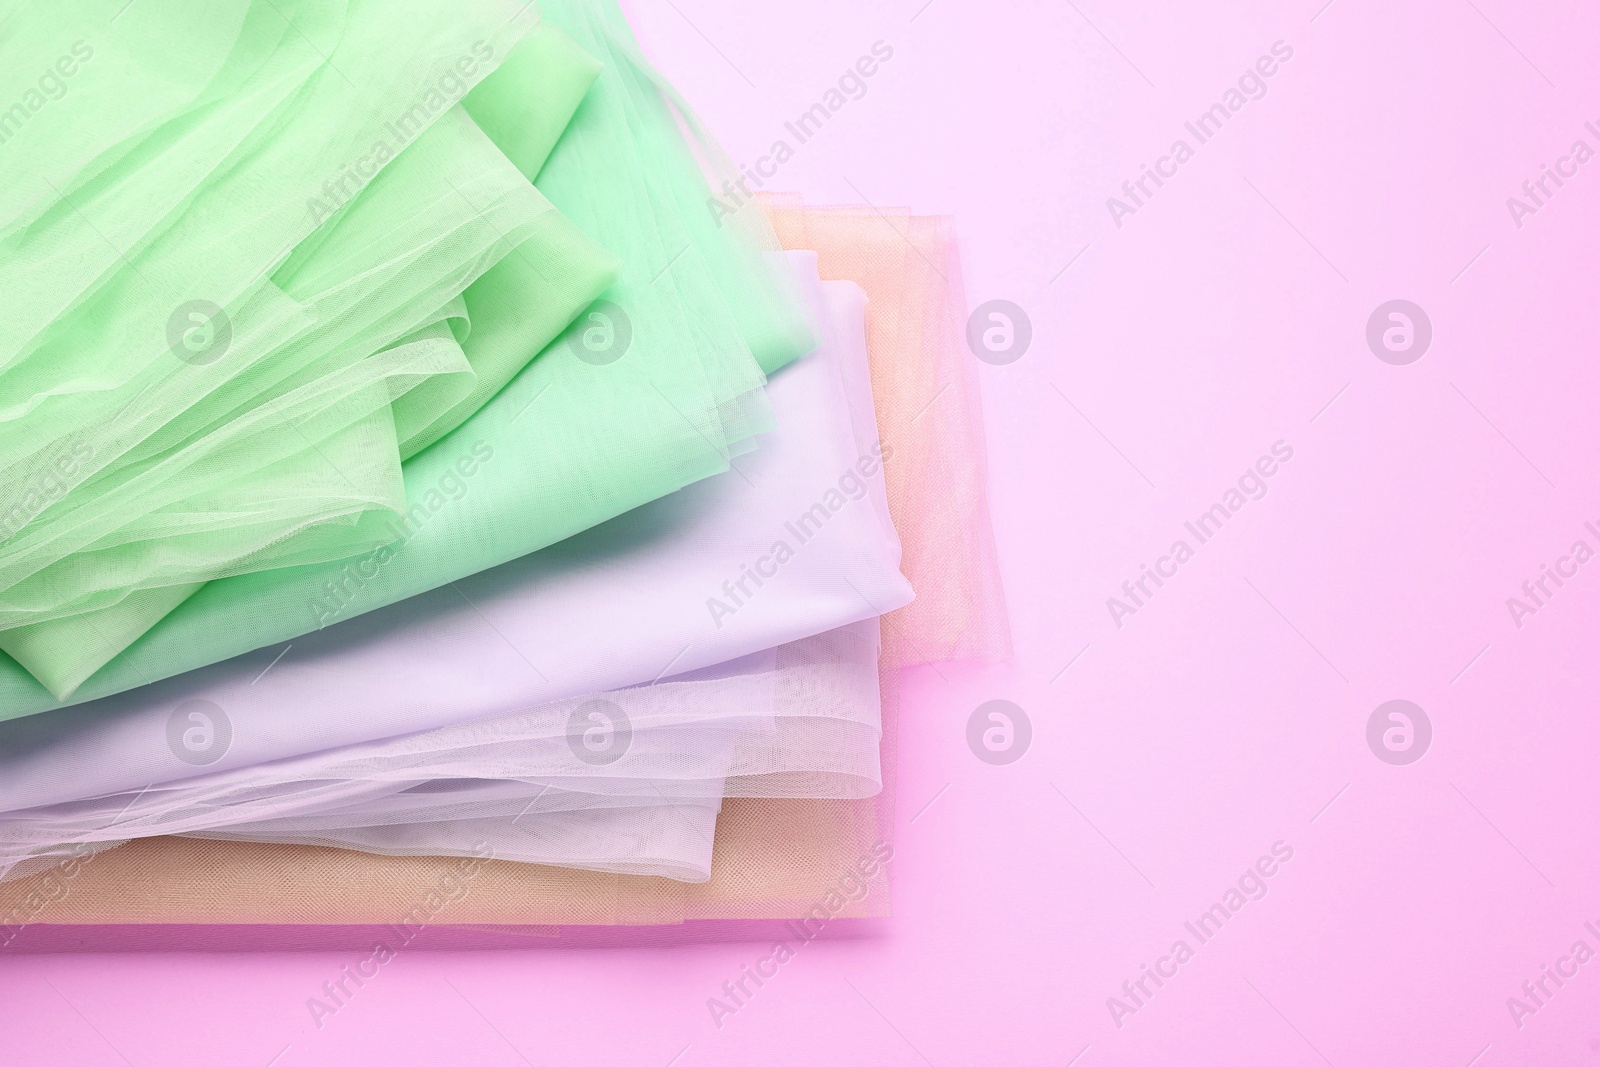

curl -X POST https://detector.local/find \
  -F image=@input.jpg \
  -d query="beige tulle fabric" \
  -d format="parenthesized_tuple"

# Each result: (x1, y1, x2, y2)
(0, 201, 1003, 928)
(765, 197, 1010, 667)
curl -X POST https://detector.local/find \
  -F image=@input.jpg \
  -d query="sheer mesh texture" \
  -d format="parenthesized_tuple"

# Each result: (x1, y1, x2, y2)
(0, 3, 810, 710)
(0, 200, 1002, 924)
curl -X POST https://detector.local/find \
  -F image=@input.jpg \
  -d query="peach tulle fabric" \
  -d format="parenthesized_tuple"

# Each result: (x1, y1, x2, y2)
(765, 196, 1010, 668)
(0, 201, 1003, 929)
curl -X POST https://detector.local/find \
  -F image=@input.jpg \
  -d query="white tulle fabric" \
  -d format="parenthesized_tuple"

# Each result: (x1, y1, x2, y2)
(0, 255, 904, 882)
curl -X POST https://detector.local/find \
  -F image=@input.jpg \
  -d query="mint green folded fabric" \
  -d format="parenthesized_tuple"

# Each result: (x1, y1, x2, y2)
(0, 3, 647, 697)
(0, 1, 568, 690)
(0, 3, 813, 716)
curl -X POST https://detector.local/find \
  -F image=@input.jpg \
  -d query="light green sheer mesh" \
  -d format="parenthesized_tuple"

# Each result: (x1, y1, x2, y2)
(0, 0, 813, 713)
(0, 1, 634, 697)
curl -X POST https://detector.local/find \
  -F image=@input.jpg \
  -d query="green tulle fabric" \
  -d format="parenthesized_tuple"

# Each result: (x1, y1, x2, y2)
(0, 0, 623, 697)
(0, 0, 812, 712)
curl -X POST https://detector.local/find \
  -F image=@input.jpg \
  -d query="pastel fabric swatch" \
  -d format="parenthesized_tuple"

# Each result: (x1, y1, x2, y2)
(0, 203, 1002, 930)
(765, 197, 1011, 669)
(0, 2, 811, 715)
(0, 3, 616, 697)
(0, 260, 903, 882)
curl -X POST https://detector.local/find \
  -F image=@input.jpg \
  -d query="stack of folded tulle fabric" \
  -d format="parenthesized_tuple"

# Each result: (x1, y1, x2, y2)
(0, 0, 1006, 944)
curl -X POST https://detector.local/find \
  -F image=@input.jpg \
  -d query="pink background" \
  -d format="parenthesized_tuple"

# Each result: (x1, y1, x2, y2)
(5, 0, 1600, 1062)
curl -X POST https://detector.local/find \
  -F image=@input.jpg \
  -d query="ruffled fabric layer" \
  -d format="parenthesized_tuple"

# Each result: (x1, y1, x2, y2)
(0, 0, 1008, 936)
(0, 260, 903, 881)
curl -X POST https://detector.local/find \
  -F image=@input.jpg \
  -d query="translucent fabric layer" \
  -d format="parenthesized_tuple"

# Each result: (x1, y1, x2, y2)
(0, 262, 906, 858)
(0, 199, 1005, 926)
(0, 260, 889, 883)
(0, 622, 879, 883)
(0, 273, 890, 879)
(765, 197, 1012, 668)
(0, 3, 813, 716)
(0, 0, 570, 696)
